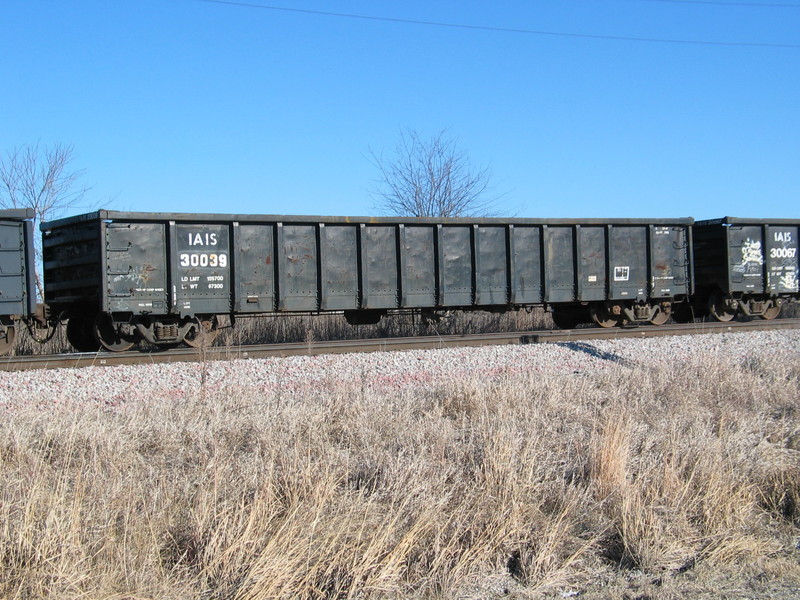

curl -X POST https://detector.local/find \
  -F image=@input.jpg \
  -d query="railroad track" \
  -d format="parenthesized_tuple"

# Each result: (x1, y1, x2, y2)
(2, 318, 799, 372)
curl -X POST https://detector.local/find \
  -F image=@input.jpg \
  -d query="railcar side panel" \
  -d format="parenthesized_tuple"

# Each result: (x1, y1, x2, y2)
(609, 226, 647, 301)
(0, 216, 36, 317)
(0, 223, 26, 310)
(475, 225, 508, 305)
(544, 226, 575, 303)
(728, 225, 765, 293)
(361, 225, 399, 309)
(440, 225, 473, 306)
(320, 224, 358, 310)
(766, 225, 799, 294)
(234, 224, 275, 313)
(173, 223, 231, 315)
(104, 222, 167, 314)
(650, 226, 689, 297)
(278, 224, 318, 311)
(577, 226, 606, 302)
(510, 226, 542, 304)
(401, 225, 436, 307)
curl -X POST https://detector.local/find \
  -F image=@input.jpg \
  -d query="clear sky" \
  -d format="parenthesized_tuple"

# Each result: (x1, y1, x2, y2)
(2, 0, 798, 220)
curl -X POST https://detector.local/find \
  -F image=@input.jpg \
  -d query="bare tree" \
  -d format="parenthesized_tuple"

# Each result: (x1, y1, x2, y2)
(0, 143, 90, 297)
(369, 129, 496, 218)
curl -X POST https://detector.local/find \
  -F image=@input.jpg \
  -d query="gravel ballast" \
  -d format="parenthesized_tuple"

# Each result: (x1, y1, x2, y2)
(1, 330, 798, 410)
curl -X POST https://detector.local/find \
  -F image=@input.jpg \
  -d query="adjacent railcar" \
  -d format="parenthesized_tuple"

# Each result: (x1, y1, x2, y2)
(41, 211, 694, 351)
(693, 217, 799, 321)
(0, 209, 37, 355)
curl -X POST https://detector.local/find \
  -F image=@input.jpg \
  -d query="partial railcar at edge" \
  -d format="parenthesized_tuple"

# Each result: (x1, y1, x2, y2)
(692, 217, 800, 321)
(0, 208, 37, 354)
(41, 211, 694, 352)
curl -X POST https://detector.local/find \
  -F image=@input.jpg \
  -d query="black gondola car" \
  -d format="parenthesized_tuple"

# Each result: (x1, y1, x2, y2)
(0, 208, 37, 355)
(41, 211, 694, 351)
(693, 217, 800, 321)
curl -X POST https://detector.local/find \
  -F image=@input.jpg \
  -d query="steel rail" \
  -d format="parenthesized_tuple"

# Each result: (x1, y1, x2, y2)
(1, 318, 799, 372)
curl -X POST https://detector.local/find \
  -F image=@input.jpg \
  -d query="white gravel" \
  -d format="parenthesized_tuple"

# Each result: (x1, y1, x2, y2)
(1, 330, 798, 410)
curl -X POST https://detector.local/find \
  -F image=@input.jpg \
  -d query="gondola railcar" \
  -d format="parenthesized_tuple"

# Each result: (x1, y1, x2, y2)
(692, 217, 799, 321)
(40, 211, 694, 351)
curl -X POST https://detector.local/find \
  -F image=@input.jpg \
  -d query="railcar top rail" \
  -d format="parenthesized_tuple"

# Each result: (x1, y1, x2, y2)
(696, 216, 800, 226)
(41, 210, 694, 230)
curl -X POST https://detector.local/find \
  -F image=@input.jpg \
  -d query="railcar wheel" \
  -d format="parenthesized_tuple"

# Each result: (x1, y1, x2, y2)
(93, 312, 136, 352)
(67, 316, 101, 352)
(649, 306, 671, 326)
(590, 304, 620, 328)
(0, 326, 16, 356)
(761, 305, 781, 320)
(184, 319, 219, 348)
(709, 296, 736, 322)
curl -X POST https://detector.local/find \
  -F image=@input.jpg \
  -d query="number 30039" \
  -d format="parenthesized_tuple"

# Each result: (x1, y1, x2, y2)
(179, 253, 228, 267)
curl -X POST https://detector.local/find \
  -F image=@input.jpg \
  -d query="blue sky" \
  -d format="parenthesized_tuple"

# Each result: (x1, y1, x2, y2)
(2, 0, 798, 220)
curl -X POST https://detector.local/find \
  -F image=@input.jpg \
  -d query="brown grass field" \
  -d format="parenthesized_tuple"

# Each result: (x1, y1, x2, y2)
(1, 331, 799, 599)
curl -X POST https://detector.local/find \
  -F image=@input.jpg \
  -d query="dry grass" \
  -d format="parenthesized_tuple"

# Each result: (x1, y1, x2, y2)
(1, 350, 799, 599)
(216, 308, 553, 348)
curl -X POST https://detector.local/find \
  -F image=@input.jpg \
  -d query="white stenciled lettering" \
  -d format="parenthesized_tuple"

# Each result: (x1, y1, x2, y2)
(179, 253, 228, 268)
(188, 232, 219, 246)
(774, 231, 793, 243)
(769, 247, 797, 259)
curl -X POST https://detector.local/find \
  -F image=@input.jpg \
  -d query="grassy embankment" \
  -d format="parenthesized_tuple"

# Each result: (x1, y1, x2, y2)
(1, 340, 799, 598)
